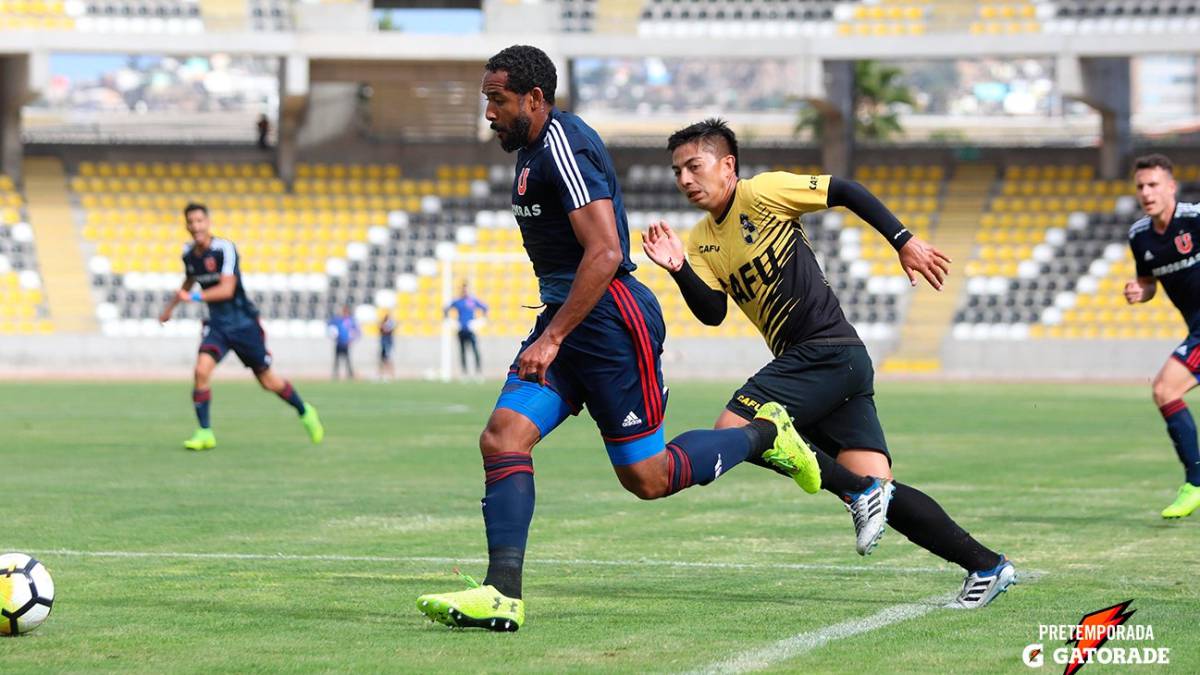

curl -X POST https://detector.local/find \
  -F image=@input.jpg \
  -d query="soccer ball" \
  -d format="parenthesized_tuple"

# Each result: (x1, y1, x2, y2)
(0, 553, 54, 636)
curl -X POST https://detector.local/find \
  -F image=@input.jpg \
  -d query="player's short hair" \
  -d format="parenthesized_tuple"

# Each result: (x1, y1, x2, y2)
(183, 202, 208, 217)
(667, 118, 740, 174)
(485, 45, 557, 106)
(1133, 153, 1174, 176)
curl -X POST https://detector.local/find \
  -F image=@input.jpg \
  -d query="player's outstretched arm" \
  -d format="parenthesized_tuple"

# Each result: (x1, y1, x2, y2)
(1124, 277, 1157, 304)
(826, 177, 950, 290)
(160, 275, 195, 323)
(642, 221, 726, 325)
(517, 199, 623, 385)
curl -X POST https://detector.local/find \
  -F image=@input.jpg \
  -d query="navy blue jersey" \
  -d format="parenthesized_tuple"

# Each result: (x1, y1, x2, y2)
(182, 237, 259, 328)
(510, 108, 636, 304)
(1130, 202, 1200, 334)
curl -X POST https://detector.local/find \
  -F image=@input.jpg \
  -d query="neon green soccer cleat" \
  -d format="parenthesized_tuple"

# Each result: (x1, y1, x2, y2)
(1161, 483, 1200, 519)
(756, 401, 821, 494)
(417, 573, 524, 632)
(183, 428, 216, 451)
(300, 404, 324, 444)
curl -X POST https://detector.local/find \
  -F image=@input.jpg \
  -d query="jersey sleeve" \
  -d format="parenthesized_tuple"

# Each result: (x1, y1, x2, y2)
(685, 229, 723, 292)
(752, 172, 831, 219)
(213, 240, 238, 275)
(545, 122, 613, 213)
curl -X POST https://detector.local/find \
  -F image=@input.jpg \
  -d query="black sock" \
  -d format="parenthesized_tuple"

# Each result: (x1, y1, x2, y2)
(484, 546, 525, 599)
(888, 482, 1001, 572)
(741, 418, 778, 457)
(814, 450, 875, 498)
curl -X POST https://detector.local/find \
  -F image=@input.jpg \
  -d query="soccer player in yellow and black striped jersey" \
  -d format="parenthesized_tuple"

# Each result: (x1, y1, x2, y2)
(642, 118, 1016, 608)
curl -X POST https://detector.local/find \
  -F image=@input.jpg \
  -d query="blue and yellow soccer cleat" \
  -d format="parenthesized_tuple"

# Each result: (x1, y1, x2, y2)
(417, 573, 524, 632)
(952, 555, 1017, 609)
(183, 428, 216, 451)
(300, 404, 324, 444)
(1161, 483, 1200, 519)
(756, 401, 821, 494)
(843, 477, 895, 556)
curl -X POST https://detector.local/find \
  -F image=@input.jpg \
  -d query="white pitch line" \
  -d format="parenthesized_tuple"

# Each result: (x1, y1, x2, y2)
(13, 548, 957, 575)
(690, 592, 958, 675)
(691, 570, 1044, 674)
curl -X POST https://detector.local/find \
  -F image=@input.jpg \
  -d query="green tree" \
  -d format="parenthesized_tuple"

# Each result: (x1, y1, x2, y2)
(794, 60, 914, 142)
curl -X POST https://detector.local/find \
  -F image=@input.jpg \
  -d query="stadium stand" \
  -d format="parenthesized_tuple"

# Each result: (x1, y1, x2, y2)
(0, 173, 50, 335)
(953, 164, 1200, 341)
(72, 160, 495, 338)
(636, 0, 845, 37)
(64, 154, 951, 343)
(0, 0, 74, 30)
(0, 0, 295, 32)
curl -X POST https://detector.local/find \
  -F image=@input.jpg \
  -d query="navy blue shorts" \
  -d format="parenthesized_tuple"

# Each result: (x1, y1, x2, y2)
(380, 336, 394, 362)
(1171, 333, 1200, 381)
(199, 320, 272, 373)
(495, 275, 667, 466)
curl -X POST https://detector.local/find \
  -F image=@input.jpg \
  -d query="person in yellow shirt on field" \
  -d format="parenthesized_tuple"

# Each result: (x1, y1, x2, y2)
(642, 118, 1015, 608)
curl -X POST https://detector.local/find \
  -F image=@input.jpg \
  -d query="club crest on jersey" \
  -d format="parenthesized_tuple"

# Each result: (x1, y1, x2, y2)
(1176, 233, 1193, 255)
(739, 213, 758, 244)
(517, 167, 530, 196)
(204, 257, 217, 272)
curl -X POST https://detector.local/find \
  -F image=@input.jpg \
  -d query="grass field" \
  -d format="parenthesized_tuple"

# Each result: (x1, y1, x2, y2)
(1, 379, 1197, 673)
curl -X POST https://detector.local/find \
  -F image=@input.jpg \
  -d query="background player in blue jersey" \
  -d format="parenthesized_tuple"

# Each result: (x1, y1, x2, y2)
(444, 282, 488, 376)
(1125, 154, 1200, 518)
(159, 203, 324, 450)
(328, 304, 360, 380)
(417, 45, 823, 632)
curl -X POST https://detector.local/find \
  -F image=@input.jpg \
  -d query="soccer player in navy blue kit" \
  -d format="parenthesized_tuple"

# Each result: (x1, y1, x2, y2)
(1125, 154, 1200, 518)
(159, 203, 324, 450)
(416, 46, 823, 632)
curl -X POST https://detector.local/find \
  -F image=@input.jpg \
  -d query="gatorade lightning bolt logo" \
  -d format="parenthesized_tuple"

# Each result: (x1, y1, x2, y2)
(1063, 600, 1136, 675)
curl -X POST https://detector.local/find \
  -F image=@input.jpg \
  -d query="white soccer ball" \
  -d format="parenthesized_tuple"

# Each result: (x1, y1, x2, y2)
(0, 553, 55, 636)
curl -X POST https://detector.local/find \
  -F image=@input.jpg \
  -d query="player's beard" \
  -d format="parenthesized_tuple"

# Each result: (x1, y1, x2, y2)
(493, 113, 532, 153)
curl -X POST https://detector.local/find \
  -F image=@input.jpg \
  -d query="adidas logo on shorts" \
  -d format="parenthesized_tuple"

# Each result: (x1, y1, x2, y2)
(621, 411, 642, 428)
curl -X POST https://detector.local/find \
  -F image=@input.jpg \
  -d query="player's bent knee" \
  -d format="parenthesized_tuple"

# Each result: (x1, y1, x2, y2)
(618, 472, 669, 500)
(837, 448, 893, 480)
(478, 414, 539, 458)
(613, 450, 671, 500)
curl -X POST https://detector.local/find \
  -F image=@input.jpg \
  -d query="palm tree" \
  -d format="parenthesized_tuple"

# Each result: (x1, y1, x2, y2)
(794, 60, 915, 142)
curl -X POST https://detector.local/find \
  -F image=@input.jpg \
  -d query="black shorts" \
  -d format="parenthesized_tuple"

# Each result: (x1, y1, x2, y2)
(726, 341, 890, 462)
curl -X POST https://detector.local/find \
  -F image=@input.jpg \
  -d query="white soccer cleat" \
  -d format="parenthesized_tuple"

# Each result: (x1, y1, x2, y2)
(952, 556, 1016, 609)
(843, 477, 894, 556)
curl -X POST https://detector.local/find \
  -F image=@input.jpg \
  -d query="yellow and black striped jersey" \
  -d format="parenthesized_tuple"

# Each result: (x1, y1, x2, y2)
(685, 172, 858, 356)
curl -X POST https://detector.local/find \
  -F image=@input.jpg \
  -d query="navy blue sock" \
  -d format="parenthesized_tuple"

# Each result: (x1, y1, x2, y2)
(481, 452, 535, 598)
(192, 388, 211, 429)
(663, 428, 755, 494)
(276, 380, 306, 415)
(1161, 400, 1200, 486)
